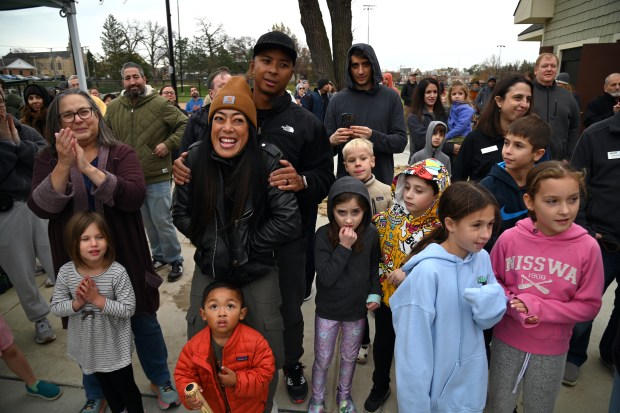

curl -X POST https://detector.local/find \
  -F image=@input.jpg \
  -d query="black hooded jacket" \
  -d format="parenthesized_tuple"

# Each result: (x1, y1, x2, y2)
(324, 43, 407, 185)
(314, 176, 381, 321)
(256, 94, 334, 226)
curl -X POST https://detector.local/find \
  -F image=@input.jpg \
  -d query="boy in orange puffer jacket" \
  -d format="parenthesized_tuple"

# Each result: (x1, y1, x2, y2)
(174, 281, 275, 413)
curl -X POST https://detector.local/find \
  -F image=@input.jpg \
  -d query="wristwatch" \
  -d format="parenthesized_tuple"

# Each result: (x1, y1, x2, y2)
(301, 175, 308, 189)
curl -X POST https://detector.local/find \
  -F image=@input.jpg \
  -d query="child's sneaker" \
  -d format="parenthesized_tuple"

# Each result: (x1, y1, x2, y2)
(307, 397, 325, 413)
(339, 398, 357, 413)
(79, 398, 107, 413)
(356, 344, 370, 364)
(150, 381, 180, 409)
(34, 318, 56, 344)
(25, 380, 62, 400)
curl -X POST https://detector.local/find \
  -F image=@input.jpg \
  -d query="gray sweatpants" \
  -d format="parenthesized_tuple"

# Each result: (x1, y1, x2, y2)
(0, 202, 54, 322)
(487, 337, 566, 413)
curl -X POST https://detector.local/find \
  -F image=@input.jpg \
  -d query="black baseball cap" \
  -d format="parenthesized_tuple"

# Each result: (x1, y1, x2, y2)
(253, 31, 297, 64)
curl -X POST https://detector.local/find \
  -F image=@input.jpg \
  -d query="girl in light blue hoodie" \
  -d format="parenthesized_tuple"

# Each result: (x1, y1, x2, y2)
(390, 181, 508, 413)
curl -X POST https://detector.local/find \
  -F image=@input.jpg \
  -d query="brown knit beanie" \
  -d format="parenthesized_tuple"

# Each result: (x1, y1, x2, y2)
(208, 76, 256, 128)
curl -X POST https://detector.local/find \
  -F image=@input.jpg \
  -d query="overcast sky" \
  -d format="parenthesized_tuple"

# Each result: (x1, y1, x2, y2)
(0, 0, 541, 72)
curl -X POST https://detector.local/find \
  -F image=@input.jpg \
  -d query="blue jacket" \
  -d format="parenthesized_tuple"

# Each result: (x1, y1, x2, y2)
(446, 101, 475, 141)
(390, 243, 507, 413)
(185, 98, 204, 114)
(479, 162, 528, 251)
(309, 90, 329, 122)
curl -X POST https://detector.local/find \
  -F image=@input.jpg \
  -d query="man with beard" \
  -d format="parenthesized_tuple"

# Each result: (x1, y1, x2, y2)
(584, 72, 620, 128)
(185, 86, 204, 115)
(105, 62, 187, 283)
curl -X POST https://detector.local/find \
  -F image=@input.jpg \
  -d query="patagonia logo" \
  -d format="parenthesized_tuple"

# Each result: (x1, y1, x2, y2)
(281, 125, 294, 133)
(236, 356, 249, 361)
(477, 275, 488, 286)
(223, 95, 236, 104)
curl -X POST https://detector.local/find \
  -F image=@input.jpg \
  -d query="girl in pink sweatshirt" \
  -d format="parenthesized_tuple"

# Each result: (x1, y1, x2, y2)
(487, 161, 604, 412)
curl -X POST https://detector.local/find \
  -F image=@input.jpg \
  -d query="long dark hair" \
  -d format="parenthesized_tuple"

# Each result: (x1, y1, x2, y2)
(45, 89, 117, 155)
(327, 192, 369, 253)
(409, 181, 500, 256)
(477, 75, 533, 137)
(410, 77, 447, 120)
(189, 119, 267, 245)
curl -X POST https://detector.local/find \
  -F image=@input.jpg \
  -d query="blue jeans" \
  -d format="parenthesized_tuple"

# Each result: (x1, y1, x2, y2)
(140, 180, 182, 264)
(83, 312, 172, 399)
(567, 244, 620, 366)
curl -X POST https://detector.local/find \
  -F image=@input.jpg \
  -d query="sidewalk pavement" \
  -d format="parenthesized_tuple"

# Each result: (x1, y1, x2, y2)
(1, 151, 616, 412)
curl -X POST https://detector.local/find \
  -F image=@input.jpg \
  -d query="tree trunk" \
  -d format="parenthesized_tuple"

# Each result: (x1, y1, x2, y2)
(297, 0, 335, 83)
(326, 0, 352, 90)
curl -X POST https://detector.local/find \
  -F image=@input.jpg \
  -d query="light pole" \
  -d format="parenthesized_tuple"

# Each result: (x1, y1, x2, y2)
(363, 4, 376, 44)
(496, 45, 505, 77)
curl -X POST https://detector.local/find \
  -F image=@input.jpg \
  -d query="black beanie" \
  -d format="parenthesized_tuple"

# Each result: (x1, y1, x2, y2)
(24, 84, 52, 108)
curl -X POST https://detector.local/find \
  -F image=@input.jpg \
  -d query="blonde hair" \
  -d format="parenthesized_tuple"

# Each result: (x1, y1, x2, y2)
(535, 53, 558, 67)
(342, 138, 374, 159)
(447, 80, 470, 105)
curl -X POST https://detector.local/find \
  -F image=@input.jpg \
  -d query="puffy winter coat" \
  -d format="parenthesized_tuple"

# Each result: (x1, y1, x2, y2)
(174, 323, 275, 413)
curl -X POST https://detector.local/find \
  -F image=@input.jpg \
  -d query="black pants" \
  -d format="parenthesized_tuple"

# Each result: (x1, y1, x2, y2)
(94, 364, 144, 413)
(371, 304, 395, 391)
(304, 204, 319, 297)
(276, 236, 306, 366)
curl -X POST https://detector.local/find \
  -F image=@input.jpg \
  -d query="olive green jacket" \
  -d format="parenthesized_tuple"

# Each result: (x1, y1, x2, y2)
(105, 90, 187, 184)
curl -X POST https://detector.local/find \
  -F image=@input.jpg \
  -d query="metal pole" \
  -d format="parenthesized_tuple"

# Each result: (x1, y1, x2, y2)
(363, 5, 375, 44)
(165, 0, 177, 94)
(176, 0, 184, 93)
(497, 45, 505, 77)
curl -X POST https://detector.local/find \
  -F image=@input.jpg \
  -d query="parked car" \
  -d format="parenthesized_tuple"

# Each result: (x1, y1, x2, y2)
(26, 76, 41, 81)
(39, 75, 52, 80)
(13, 75, 26, 80)
(0, 74, 17, 80)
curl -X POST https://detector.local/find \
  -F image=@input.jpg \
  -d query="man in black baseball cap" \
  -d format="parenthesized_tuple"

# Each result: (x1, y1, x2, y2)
(172, 31, 334, 411)
(253, 31, 298, 63)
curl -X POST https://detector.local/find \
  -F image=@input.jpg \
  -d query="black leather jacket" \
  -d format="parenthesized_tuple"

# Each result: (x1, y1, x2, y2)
(172, 141, 301, 284)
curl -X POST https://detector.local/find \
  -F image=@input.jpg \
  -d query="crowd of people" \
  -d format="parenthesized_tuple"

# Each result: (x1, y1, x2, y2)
(1, 28, 619, 413)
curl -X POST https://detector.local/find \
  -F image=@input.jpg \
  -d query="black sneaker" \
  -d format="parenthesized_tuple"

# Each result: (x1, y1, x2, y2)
(168, 261, 183, 282)
(283, 362, 308, 403)
(364, 386, 390, 413)
(152, 258, 169, 271)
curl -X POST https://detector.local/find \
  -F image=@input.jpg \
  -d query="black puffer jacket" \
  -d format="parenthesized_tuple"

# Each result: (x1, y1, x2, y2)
(172, 141, 301, 284)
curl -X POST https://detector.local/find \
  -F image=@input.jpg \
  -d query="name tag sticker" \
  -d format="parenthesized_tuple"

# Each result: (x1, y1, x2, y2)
(481, 145, 499, 154)
(608, 151, 620, 160)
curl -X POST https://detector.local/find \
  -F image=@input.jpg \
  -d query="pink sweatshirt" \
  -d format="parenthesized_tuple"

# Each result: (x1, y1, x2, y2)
(490, 218, 604, 355)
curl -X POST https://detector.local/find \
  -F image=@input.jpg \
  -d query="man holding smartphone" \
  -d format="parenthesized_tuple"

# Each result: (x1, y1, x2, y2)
(324, 43, 407, 185)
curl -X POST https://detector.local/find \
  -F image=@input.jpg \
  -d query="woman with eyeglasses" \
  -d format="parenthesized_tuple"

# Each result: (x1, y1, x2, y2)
(28, 88, 170, 413)
(159, 85, 188, 117)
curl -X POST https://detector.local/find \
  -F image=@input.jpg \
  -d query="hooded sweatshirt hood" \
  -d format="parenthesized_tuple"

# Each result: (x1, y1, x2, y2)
(344, 43, 383, 94)
(327, 176, 372, 225)
(391, 158, 450, 216)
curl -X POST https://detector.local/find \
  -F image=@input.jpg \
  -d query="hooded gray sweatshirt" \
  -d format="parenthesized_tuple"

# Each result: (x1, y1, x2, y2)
(411, 120, 452, 175)
(324, 44, 407, 186)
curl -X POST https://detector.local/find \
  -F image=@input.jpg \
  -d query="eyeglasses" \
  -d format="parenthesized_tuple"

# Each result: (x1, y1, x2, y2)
(59, 107, 94, 123)
(161, 91, 175, 95)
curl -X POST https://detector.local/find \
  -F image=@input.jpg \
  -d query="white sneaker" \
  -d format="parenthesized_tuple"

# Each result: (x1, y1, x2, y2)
(357, 344, 370, 364)
(271, 400, 278, 412)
